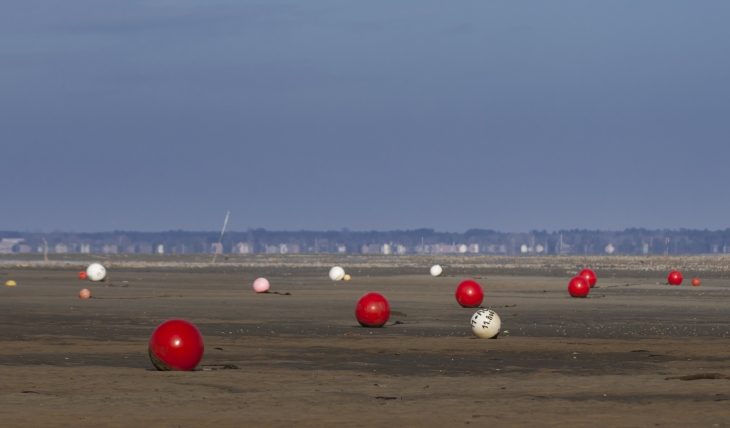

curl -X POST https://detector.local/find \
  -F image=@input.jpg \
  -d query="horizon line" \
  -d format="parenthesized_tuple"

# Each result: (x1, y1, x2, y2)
(3, 227, 730, 235)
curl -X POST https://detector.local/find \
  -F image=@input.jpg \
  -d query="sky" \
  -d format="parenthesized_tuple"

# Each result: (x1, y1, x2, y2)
(2, 1, 729, 233)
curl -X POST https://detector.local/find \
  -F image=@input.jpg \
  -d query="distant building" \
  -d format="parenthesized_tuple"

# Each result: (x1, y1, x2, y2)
(433, 244, 457, 254)
(396, 245, 407, 254)
(80, 244, 91, 254)
(233, 242, 252, 254)
(265, 245, 278, 254)
(56, 243, 69, 254)
(102, 245, 117, 254)
(337, 245, 346, 254)
(156, 244, 164, 254)
(210, 243, 223, 254)
(362, 244, 380, 254)
(172, 244, 191, 254)
(381, 244, 392, 255)
(18, 245, 31, 253)
(0, 238, 23, 253)
(468, 244, 479, 254)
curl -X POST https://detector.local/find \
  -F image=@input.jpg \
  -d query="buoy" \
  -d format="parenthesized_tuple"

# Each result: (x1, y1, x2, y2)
(430, 265, 443, 277)
(455, 279, 484, 308)
(86, 263, 107, 282)
(78, 271, 87, 280)
(355, 292, 390, 327)
(79, 289, 91, 299)
(668, 270, 683, 285)
(470, 309, 501, 339)
(5, 280, 17, 287)
(343, 274, 351, 281)
(578, 269, 597, 288)
(148, 319, 204, 371)
(691, 278, 701, 287)
(568, 276, 590, 297)
(252, 278, 270, 293)
(329, 266, 345, 281)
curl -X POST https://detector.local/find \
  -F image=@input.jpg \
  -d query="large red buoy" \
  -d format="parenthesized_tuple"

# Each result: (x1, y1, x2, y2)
(78, 271, 87, 280)
(578, 269, 597, 288)
(668, 270, 683, 285)
(455, 279, 484, 308)
(568, 276, 590, 298)
(691, 278, 701, 286)
(355, 293, 390, 327)
(148, 319, 204, 371)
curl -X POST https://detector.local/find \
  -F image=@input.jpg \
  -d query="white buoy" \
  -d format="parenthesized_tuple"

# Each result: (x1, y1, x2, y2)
(470, 309, 501, 339)
(86, 263, 107, 282)
(430, 264, 443, 277)
(329, 266, 345, 281)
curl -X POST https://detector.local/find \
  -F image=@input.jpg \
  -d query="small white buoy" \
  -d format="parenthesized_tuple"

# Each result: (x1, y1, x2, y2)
(86, 263, 107, 282)
(470, 309, 501, 339)
(329, 266, 345, 281)
(430, 264, 443, 277)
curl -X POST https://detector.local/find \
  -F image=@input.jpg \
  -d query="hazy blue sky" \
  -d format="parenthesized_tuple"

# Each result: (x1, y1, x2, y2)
(2, 1, 729, 232)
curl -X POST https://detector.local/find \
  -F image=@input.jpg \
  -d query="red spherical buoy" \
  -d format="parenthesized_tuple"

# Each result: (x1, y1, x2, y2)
(455, 279, 484, 308)
(668, 270, 683, 285)
(691, 278, 701, 287)
(568, 276, 590, 298)
(355, 292, 391, 328)
(148, 319, 204, 371)
(78, 271, 87, 280)
(578, 269, 597, 288)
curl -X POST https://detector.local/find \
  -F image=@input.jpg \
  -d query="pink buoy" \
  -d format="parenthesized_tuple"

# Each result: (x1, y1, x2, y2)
(253, 278, 270, 293)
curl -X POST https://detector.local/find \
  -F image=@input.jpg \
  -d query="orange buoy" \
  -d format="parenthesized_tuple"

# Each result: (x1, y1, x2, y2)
(79, 289, 91, 299)
(691, 278, 701, 286)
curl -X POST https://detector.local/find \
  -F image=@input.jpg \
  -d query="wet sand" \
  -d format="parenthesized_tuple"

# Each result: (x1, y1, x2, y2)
(1, 256, 729, 426)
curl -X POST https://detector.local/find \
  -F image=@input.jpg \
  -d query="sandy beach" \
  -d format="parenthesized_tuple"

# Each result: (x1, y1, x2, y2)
(1, 255, 729, 426)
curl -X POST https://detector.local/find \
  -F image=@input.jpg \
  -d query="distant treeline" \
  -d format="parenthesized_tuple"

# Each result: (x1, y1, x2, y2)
(3, 228, 730, 255)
